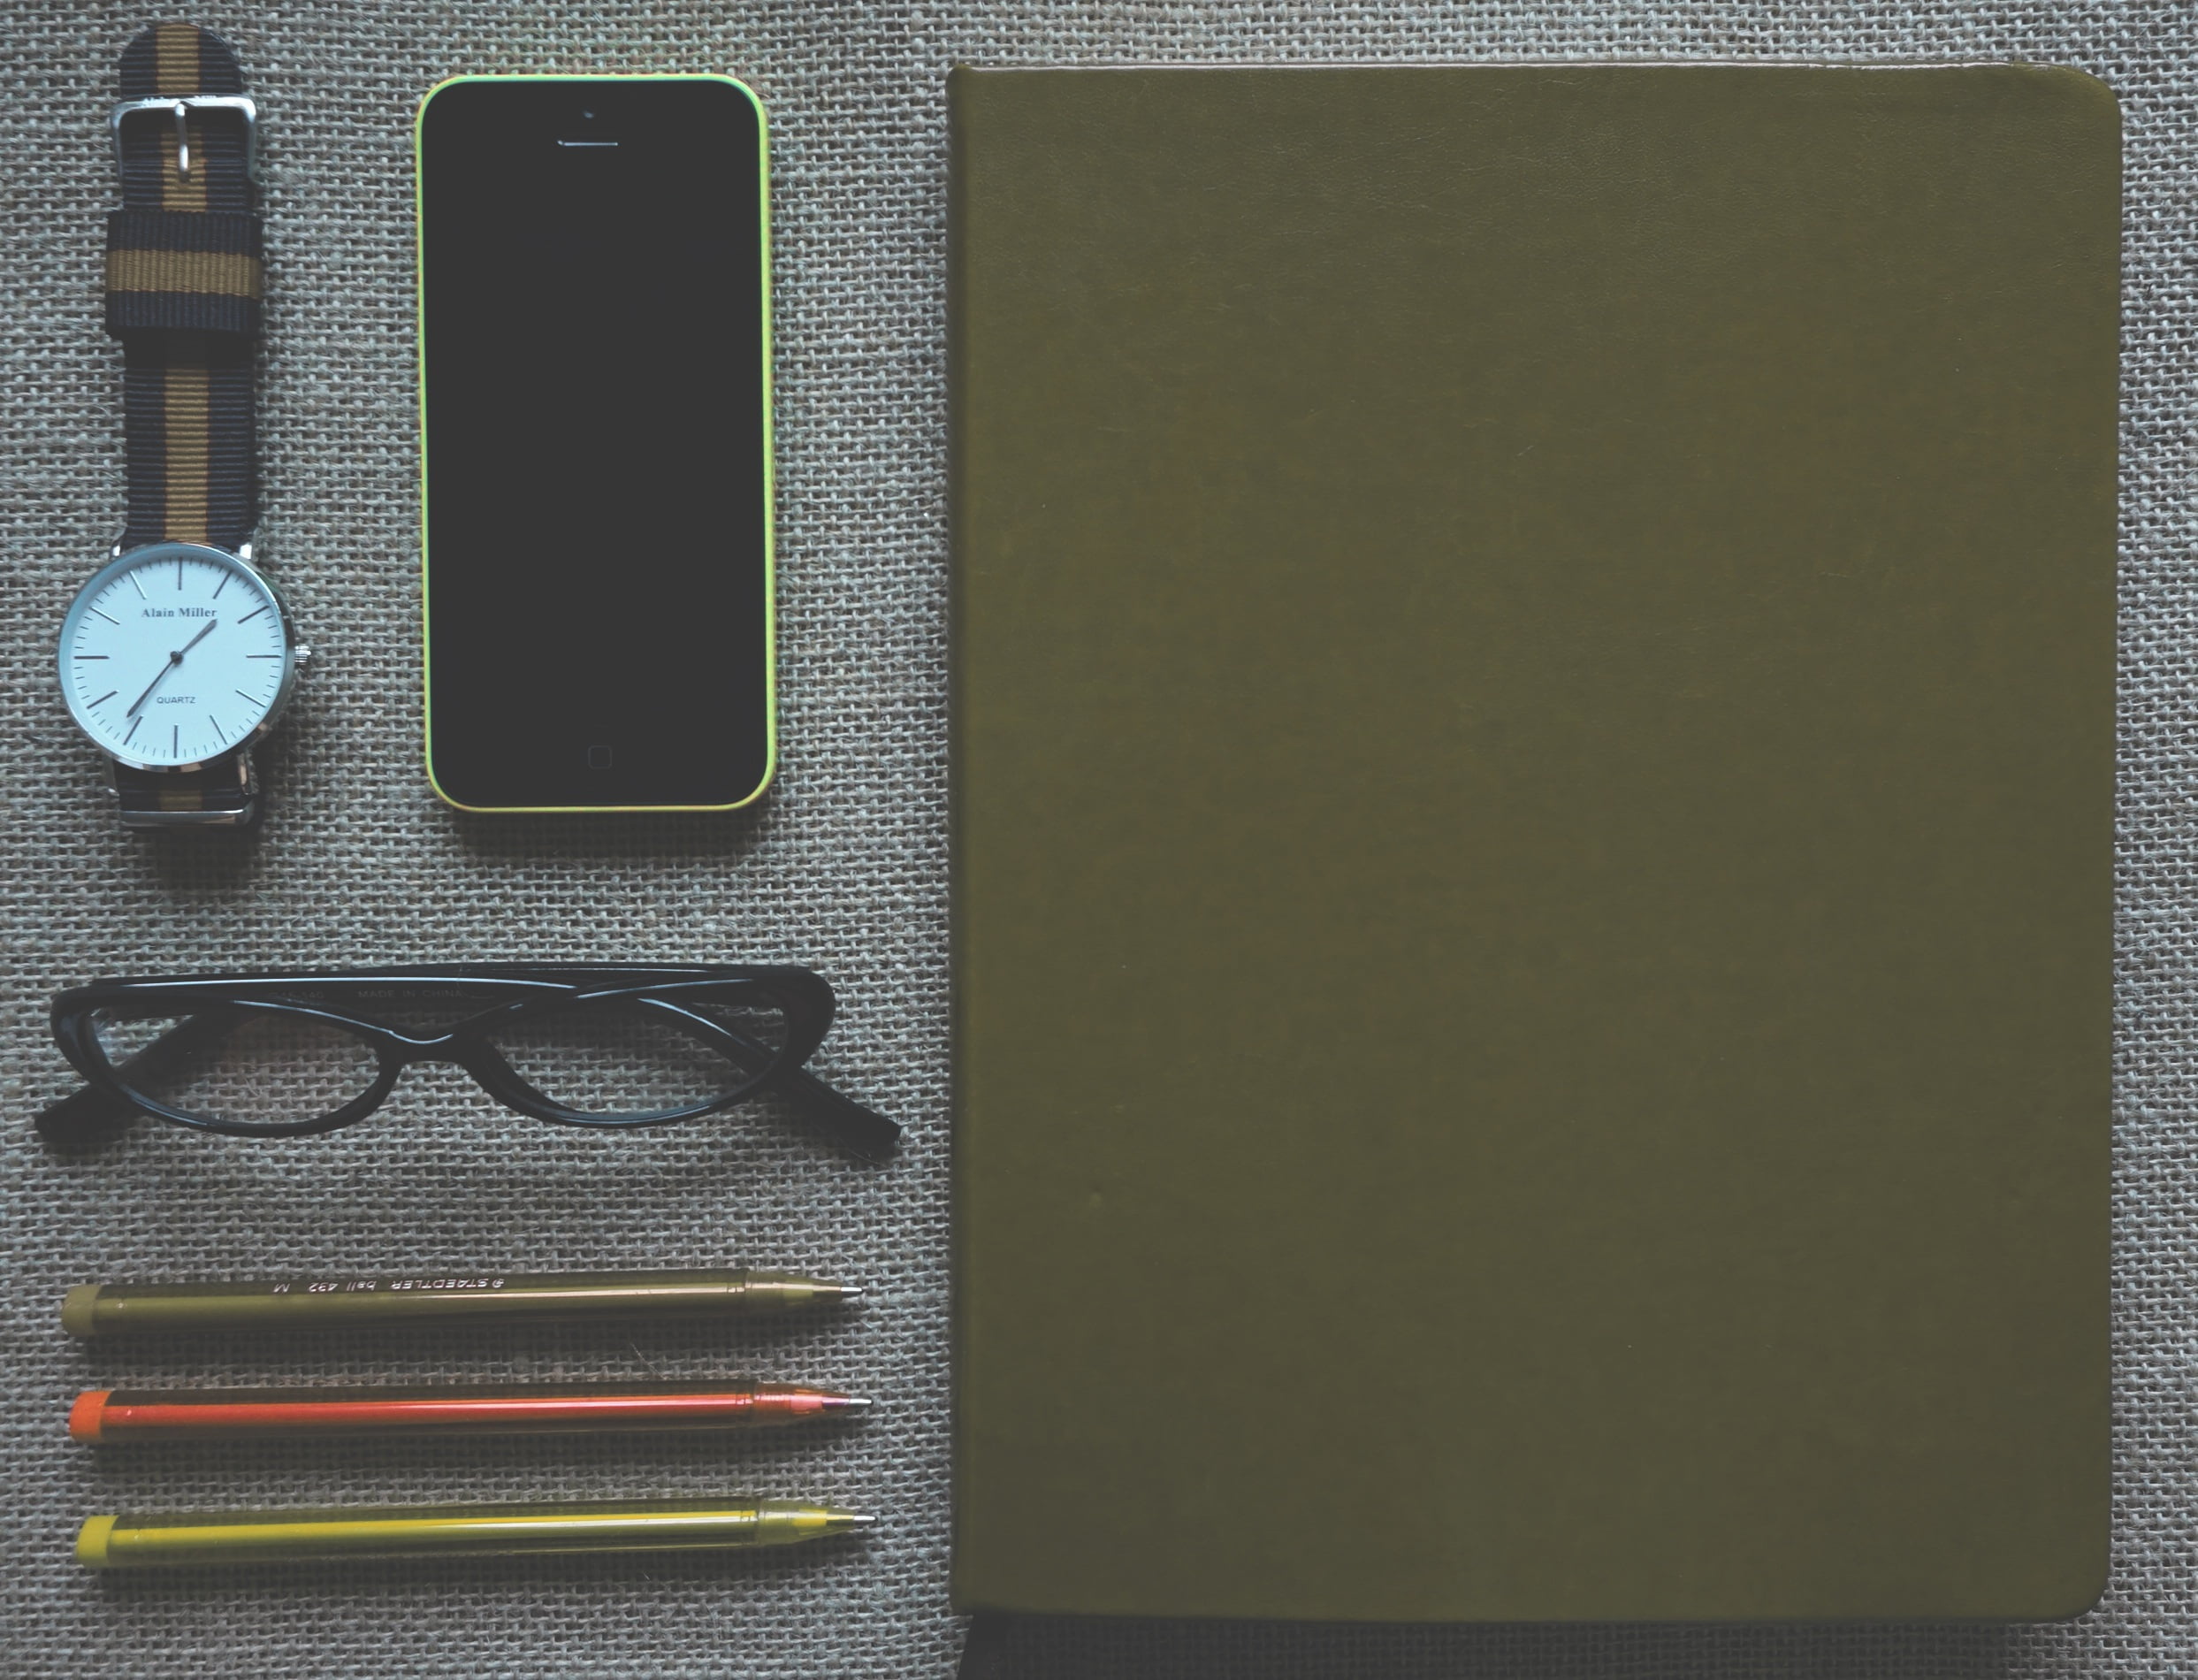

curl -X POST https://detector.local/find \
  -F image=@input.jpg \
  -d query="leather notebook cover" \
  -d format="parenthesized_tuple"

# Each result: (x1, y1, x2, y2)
(950, 65, 2118, 1623)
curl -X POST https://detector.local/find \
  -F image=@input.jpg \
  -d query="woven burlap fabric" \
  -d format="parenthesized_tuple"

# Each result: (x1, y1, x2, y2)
(0, 4, 2186, 1676)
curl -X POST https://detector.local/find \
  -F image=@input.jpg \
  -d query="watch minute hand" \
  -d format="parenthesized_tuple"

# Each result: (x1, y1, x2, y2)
(124, 619, 218, 718)
(126, 652, 180, 717)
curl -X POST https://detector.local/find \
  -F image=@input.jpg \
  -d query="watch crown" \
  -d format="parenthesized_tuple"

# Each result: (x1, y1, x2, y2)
(294, 645, 314, 668)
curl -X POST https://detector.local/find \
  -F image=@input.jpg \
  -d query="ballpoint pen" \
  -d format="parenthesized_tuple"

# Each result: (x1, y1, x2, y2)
(77, 1498, 874, 1568)
(72, 1380, 870, 1442)
(63, 1267, 859, 1338)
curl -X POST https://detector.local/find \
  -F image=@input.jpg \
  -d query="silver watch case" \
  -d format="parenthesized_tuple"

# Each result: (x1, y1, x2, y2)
(58, 540, 309, 775)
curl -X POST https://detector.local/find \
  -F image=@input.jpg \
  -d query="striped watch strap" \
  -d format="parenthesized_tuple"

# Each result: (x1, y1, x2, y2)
(106, 23, 259, 553)
(101, 25, 266, 827)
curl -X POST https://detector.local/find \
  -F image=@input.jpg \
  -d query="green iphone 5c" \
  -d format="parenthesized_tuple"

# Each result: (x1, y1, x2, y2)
(416, 76, 774, 812)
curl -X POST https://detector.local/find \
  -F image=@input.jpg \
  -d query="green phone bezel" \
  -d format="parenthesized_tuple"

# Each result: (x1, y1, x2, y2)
(413, 73, 777, 814)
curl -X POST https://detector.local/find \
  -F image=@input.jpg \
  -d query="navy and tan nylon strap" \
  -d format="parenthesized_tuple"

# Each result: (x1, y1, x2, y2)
(111, 753, 256, 821)
(106, 23, 258, 553)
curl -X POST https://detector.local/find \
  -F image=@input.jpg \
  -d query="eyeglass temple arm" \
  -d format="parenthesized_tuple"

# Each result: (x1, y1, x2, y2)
(645, 1000, 902, 1162)
(637, 989, 901, 1161)
(771, 1062, 902, 1162)
(36, 1083, 137, 1150)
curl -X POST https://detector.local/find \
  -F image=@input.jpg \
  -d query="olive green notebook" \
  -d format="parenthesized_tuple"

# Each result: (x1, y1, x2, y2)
(950, 64, 2118, 1623)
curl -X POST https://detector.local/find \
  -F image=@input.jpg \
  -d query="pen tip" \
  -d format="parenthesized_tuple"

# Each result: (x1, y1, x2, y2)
(748, 1272, 863, 1310)
(830, 1394, 873, 1414)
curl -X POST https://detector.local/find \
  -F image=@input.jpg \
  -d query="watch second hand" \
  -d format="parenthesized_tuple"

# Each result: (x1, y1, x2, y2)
(125, 618, 218, 718)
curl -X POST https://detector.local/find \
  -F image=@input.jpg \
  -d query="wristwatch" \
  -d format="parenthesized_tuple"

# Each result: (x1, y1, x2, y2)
(57, 24, 306, 829)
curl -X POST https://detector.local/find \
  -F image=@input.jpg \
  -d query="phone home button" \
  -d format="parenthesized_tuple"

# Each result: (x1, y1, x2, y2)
(586, 745, 614, 769)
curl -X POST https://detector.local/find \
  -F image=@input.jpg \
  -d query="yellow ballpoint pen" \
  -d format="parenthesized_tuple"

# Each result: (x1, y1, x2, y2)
(77, 1497, 873, 1569)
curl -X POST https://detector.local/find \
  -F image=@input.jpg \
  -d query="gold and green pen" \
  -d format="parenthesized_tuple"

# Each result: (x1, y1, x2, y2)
(62, 1268, 858, 1339)
(76, 1498, 872, 1569)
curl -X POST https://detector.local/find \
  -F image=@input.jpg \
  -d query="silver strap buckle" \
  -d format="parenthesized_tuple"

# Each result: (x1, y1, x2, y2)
(111, 94, 261, 185)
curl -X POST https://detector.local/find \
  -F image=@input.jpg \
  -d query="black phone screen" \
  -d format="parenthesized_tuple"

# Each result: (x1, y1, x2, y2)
(418, 78, 770, 810)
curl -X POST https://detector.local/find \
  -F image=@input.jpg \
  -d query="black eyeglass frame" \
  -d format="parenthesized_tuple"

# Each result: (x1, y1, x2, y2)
(45, 965, 898, 1157)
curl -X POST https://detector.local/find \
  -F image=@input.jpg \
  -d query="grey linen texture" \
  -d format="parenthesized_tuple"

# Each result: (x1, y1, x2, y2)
(0, 4, 2187, 1677)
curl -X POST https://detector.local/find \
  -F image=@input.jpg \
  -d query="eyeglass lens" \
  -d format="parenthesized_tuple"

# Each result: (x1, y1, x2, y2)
(487, 994, 790, 1119)
(93, 1007, 379, 1130)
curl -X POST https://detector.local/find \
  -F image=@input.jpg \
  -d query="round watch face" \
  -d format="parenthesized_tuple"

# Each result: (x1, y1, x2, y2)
(58, 542, 295, 769)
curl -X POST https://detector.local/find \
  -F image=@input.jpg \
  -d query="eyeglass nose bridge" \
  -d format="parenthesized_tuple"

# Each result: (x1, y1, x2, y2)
(370, 1025, 494, 1065)
(355, 1026, 538, 1099)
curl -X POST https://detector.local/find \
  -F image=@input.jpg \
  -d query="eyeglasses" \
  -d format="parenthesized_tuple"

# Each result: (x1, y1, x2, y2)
(41, 965, 899, 1159)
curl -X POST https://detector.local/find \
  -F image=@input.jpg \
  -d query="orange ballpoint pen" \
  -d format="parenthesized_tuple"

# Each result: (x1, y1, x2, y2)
(71, 1380, 867, 1443)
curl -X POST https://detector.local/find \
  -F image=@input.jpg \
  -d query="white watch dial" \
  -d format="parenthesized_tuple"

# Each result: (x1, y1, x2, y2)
(59, 543, 292, 768)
